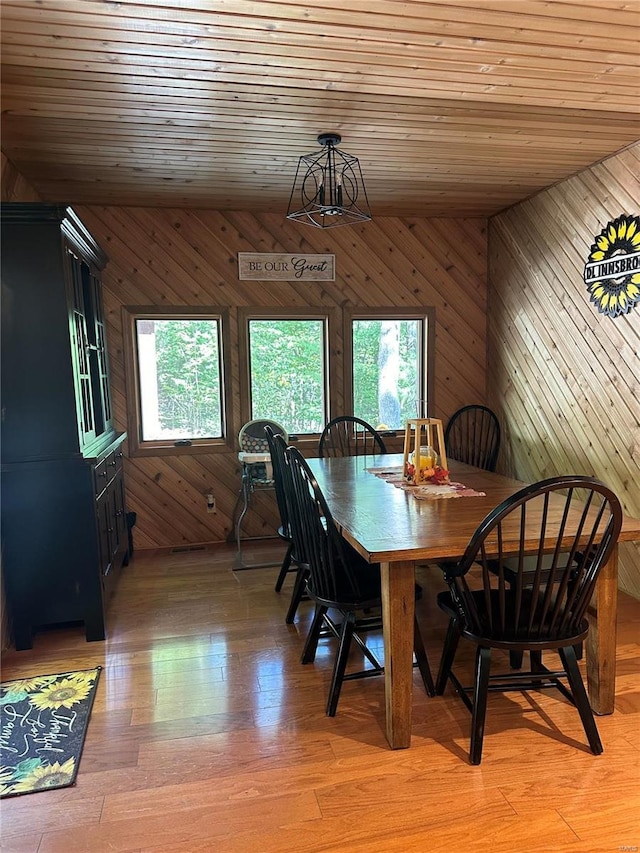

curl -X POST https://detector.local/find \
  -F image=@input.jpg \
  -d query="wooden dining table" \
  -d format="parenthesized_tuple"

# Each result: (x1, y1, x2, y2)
(306, 453, 640, 749)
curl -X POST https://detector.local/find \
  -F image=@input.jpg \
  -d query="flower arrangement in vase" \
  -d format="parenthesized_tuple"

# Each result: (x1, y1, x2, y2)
(402, 418, 449, 485)
(405, 446, 450, 485)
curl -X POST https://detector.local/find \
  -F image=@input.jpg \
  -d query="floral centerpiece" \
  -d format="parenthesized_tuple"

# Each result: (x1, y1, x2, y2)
(404, 462, 450, 485)
(402, 418, 449, 485)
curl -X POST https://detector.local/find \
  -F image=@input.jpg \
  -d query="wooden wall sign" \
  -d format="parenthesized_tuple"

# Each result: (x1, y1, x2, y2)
(238, 253, 335, 281)
(583, 214, 640, 318)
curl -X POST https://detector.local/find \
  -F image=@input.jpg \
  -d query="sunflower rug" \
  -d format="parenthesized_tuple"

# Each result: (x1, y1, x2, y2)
(0, 667, 101, 798)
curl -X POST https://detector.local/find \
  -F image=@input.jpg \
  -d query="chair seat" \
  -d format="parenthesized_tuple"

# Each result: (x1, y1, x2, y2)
(250, 476, 275, 486)
(277, 524, 292, 542)
(308, 583, 381, 614)
(308, 547, 381, 610)
(494, 553, 582, 585)
(437, 589, 589, 648)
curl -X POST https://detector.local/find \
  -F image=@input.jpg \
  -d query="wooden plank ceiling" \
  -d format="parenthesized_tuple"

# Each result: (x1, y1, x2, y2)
(1, 0, 639, 218)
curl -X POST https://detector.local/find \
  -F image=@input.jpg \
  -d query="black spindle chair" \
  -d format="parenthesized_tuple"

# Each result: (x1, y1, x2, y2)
(435, 475, 622, 764)
(264, 426, 309, 624)
(285, 445, 434, 716)
(444, 405, 500, 472)
(318, 416, 387, 458)
(264, 425, 295, 590)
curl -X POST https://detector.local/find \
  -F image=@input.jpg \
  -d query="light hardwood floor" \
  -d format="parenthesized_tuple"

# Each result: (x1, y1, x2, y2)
(1, 541, 639, 853)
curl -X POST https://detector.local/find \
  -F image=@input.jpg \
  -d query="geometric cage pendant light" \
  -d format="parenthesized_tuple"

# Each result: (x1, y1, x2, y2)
(286, 133, 372, 228)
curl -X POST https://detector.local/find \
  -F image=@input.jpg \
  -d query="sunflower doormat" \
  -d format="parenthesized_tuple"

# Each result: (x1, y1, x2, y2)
(0, 667, 101, 798)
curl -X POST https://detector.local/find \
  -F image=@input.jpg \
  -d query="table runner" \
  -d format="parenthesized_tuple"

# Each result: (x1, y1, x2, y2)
(367, 466, 486, 500)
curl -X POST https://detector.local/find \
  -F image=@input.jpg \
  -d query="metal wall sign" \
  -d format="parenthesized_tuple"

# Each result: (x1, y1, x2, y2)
(584, 214, 640, 318)
(238, 253, 335, 281)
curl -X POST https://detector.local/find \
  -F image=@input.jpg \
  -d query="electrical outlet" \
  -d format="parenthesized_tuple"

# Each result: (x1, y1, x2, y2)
(206, 494, 216, 513)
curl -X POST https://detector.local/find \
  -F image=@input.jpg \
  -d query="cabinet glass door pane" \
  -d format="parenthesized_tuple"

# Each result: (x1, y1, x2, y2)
(66, 246, 96, 447)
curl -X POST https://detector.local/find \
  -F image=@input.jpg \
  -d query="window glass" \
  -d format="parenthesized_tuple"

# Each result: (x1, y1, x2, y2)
(248, 318, 326, 433)
(351, 318, 423, 429)
(136, 317, 223, 441)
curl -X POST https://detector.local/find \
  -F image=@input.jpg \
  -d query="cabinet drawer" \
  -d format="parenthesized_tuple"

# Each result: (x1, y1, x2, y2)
(94, 458, 109, 496)
(108, 448, 124, 477)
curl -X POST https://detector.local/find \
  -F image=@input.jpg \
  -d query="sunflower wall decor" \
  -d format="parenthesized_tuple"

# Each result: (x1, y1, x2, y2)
(0, 667, 101, 797)
(583, 214, 640, 318)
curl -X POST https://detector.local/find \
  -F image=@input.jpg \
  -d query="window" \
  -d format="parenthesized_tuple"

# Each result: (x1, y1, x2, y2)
(239, 309, 335, 436)
(123, 304, 431, 455)
(346, 309, 434, 430)
(123, 307, 231, 455)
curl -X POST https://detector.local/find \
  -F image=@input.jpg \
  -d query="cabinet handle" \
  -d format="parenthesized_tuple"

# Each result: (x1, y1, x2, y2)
(99, 471, 108, 478)
(116, 510, 124, 517)
(108, 460, 117, 467)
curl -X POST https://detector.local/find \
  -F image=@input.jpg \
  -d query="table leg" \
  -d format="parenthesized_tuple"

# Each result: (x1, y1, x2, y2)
(380, 559, 415, 749)
(586, 543, 618, 715)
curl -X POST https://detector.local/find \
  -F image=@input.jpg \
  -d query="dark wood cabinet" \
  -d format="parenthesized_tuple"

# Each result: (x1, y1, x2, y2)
(1, 204, 129, 650)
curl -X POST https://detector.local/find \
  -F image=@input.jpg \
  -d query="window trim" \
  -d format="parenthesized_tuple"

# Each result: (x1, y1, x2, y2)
(343, 307, 436, 430)
(238, 306, 340, 441)
(122, 305, 233, 457)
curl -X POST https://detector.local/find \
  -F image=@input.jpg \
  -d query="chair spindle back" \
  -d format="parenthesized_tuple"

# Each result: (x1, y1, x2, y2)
(444, 405, 500, 471)
(285, 445, 362, 603)
(318, 416, 387, 458)
(443, 476, 622, 644)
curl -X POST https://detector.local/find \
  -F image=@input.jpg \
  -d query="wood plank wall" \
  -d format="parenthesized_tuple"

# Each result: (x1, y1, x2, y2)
(0, 151, 40, 203)
(487, 142, 640, 600)
(72, 207, 488, 551)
